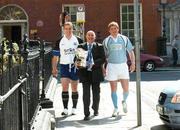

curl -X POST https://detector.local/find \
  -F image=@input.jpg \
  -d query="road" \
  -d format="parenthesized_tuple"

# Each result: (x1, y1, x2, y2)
(129, 70, 180, 130)
(54, 70, 180, 130)
(130, 70, 180, 81)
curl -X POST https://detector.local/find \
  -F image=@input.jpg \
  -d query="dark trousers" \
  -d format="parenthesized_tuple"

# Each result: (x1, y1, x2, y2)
(172, 48, 178, 66)
(82, 82, 100, 117)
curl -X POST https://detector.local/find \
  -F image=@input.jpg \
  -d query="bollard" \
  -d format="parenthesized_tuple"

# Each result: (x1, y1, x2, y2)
(38, 40, 53, 109)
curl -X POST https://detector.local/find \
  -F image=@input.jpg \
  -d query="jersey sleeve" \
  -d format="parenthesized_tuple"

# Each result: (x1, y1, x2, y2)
(52, 39, 60, 56)
(102, 37, 109, 57)
(126, 38, 134, 52)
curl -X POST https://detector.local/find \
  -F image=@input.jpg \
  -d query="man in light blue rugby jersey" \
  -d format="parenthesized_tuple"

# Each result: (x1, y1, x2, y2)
(103, 21, 135, 117)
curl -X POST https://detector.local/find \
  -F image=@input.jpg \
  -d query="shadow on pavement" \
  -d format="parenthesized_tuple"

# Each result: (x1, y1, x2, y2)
(128, 126, 139, 130)
(55, 115, 123, 128)
(151, 124, 175, 130)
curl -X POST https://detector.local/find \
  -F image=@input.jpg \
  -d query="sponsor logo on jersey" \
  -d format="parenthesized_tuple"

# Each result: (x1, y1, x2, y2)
(64, 48, 76, 55)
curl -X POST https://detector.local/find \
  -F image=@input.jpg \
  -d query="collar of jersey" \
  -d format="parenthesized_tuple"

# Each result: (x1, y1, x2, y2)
(63, 35, 75, 41)
(87, 42, 95, 46)
(109, 33, 121, 41)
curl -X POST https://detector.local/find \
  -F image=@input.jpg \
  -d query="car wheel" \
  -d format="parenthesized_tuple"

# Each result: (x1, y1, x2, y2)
(144, 61, 155, 72)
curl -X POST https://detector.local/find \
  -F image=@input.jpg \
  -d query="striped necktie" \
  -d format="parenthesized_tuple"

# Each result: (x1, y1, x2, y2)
(87, 44, 93, 71)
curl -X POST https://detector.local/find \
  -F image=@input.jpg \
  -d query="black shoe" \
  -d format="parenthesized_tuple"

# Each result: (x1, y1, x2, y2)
(84, 116, 90, 121)
(94, 112, 99, 116)
(61, 111, 68, 116)
(92, 105, 99, 116)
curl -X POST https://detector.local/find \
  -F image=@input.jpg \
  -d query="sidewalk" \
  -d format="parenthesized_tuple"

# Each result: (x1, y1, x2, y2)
(156, 66, 180, 71)
(53, 82, 168, 130)
(158, 55, 180, 71)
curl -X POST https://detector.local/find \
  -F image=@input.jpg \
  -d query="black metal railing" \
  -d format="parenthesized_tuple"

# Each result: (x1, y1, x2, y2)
(0, 35, 52, 130)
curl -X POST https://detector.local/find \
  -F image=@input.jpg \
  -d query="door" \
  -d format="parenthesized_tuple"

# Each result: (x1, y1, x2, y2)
(3, 25, 21, 43)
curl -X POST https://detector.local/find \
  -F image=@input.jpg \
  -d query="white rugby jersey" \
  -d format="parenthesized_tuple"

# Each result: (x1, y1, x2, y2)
(59, 35, 79, 64)
(52, 35, 83, 65)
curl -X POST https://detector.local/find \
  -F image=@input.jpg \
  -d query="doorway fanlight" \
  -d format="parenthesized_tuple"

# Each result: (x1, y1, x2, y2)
(0, 5, 27, 21)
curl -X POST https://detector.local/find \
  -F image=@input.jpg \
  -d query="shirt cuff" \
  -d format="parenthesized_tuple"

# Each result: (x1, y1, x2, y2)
(52, 50, 60, 56)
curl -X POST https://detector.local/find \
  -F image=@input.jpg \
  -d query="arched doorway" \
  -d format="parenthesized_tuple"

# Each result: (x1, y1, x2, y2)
(0, 4, 28, 43)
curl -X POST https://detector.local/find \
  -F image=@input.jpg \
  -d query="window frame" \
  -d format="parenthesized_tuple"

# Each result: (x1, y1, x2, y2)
(62, 4, 85, 39)
(0, 4, 29, 40)
(120, 3, 143, 47)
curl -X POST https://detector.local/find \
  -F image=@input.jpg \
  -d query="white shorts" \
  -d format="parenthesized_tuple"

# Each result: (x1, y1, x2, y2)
(105, 63, 129, 81)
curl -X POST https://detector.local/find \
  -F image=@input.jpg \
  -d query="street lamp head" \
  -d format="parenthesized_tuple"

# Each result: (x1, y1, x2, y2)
(160, 0, 167, 4)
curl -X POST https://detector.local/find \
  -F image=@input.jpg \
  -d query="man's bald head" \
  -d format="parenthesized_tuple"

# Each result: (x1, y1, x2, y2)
(86, 30, 96, 44)
(86, 30, 96, 38)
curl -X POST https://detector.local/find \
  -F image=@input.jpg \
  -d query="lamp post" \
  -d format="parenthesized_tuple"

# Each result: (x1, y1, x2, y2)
(134, 0, 142, 126)
(158, 0, 168, 56)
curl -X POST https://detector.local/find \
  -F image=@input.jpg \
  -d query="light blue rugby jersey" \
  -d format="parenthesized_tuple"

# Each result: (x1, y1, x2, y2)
(103, 34, 134, 64)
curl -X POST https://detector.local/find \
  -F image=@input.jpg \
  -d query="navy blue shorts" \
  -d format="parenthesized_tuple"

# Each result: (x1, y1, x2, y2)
(60, 64, 79, 81)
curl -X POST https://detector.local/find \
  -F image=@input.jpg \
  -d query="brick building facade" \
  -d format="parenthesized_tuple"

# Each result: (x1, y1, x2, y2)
(0, 0, 179, 55)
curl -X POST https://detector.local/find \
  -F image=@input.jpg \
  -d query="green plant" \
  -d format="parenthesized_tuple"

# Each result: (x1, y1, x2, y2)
(0, 38, 24, 75)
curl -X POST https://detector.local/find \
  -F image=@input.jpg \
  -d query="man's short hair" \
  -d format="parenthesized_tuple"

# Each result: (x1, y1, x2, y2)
(108, 21, 119, 29)
(63, 22, 73, 28)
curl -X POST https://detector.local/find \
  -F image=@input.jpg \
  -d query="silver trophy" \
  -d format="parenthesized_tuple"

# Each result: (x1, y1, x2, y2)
(75, 48, 88, 68)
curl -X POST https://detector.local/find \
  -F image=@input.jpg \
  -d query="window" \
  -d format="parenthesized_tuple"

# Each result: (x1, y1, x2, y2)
(62, 5, 85, 39)
(0, 5, 28, 41)
(120, 4, 142, 45)
(0, 5, 27, 20)
(165, 18, 170, 42)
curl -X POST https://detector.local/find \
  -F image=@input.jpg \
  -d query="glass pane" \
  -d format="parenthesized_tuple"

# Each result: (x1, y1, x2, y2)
(0, 6, 27, 20)
(75, 23, 84, 38)
(130, 38, 135, 45)
(129, 14, 134, 21)
(165, 18, 170, 42)
(122, 14, 128, 21)
(122, 30, 128, 36)
(128, 6, 134, 13)
(70, 6, 77, 14)
(122, 6, 127, 13)
(71, 15, 76, 22)
(64, 7, 69, 13)
(122, 22, 128, 29)
(129, 22, 134, 29)
(129, 30, 134, 38)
